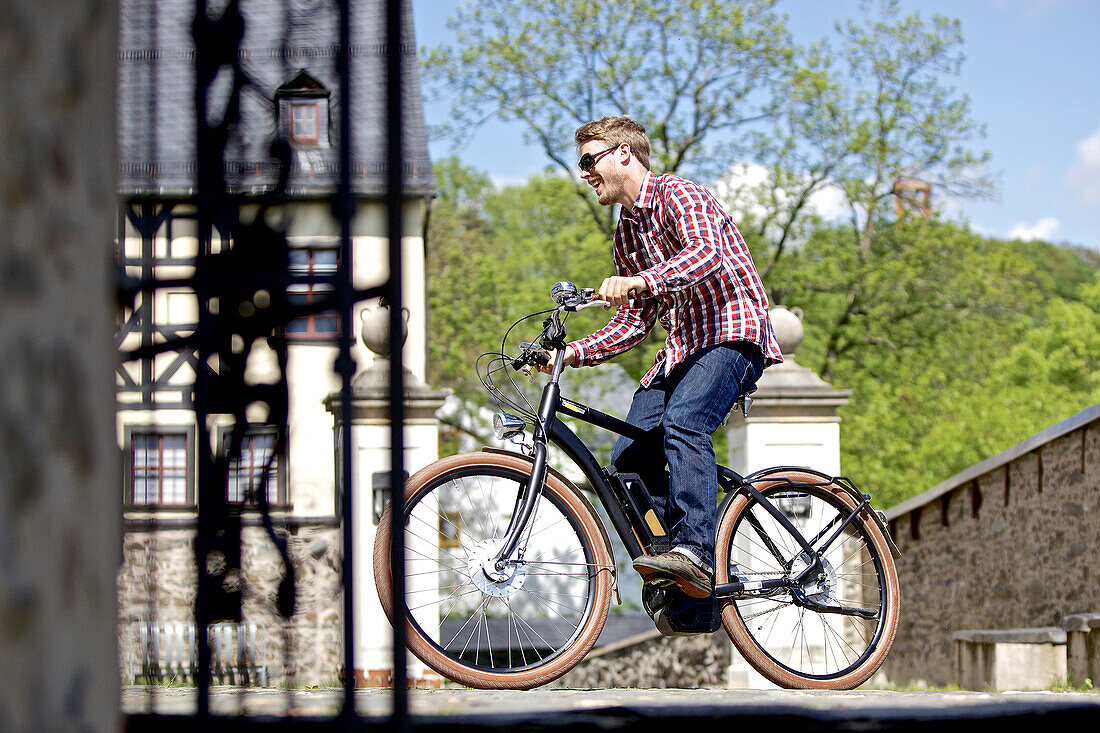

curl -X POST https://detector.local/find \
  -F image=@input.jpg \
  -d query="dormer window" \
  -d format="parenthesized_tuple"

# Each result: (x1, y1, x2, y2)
(276, 70, 330, 148)
(290, 102, 321, 145)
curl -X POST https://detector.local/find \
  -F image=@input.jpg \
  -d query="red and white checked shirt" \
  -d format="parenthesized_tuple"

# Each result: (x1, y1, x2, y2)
(569, 172, 783, 386)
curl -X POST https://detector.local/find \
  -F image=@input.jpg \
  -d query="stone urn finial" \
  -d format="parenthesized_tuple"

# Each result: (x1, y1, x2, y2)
(360, 299, 409, 358)
(770, 305, 804, 356)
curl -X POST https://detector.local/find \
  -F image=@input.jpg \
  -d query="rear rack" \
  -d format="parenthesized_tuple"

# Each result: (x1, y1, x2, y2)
(741, 466, 902, 559)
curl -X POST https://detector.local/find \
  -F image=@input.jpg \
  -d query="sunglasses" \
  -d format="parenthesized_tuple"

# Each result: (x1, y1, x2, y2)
(578, 146, 619, 172)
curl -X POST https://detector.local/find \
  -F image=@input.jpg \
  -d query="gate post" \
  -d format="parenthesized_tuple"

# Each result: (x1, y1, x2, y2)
(326, 305, 449, 687)
(724, 306, 851, 688)
(0, 1, 119, 729)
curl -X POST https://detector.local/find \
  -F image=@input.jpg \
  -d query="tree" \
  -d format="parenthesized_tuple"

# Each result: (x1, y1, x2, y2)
(783, 223, 1100, 507)
(426, 0, 993, 380)
(424, 0, 798, 234)
(731, 0, 992, 378)
(421, 3, 1098, 510)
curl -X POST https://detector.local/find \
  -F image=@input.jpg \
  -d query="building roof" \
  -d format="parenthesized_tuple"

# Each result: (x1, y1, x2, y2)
(884, 401, 1100, 520)
(117, 0, 434, 197)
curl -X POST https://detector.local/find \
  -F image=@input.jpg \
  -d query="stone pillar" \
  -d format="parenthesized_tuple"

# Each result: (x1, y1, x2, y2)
(325, 304, 449, 686)
(727, 307, 851, 475)
(724, 306, 851, 689)
(0, 2, 119, 730)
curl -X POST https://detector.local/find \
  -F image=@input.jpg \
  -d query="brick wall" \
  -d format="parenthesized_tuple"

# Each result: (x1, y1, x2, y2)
(882, 404, 1100, 686)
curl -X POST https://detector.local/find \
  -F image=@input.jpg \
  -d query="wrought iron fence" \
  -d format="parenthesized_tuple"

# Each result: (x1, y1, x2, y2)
(117, 0, 412, 726)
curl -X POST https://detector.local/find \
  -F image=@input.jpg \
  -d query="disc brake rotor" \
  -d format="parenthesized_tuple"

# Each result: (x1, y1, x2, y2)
(467, 538, 527, 598)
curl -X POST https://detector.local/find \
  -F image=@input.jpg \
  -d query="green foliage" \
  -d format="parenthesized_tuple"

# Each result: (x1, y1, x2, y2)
(424, 0, 799, 233)
(775, 220, 1100, 506)
(421, 2, 1098, 510)
(1047, 676, 1097, 693)
(427, 158, 651, 410)
(427, 158, 1100, 509)
(1010, 238, 1098, 301)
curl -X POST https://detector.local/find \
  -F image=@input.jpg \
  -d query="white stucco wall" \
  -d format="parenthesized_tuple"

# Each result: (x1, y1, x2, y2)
(116, 198, 430, 520)
(728, 420, 842, 477)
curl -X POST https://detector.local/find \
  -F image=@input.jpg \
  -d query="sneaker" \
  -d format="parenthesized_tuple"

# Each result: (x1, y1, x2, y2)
(633, 550, 713, 599)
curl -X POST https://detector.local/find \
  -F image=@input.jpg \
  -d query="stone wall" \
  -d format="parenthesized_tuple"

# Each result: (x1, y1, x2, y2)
(118, 523, 345, 686)
(554, 631, 731, 689)
(0, 1, 119, 730)
(882, 404, 1100, 686)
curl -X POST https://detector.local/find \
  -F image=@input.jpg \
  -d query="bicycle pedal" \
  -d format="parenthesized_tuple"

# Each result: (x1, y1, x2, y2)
(641, 574, 677, 589)
(641, 584, 670, 618)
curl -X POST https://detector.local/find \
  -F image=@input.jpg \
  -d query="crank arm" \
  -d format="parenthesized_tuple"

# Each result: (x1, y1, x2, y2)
(713, 577, 792, 599)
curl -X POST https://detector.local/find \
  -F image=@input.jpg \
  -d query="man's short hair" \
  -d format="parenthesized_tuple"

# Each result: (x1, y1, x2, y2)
(575, 116, 651, 171)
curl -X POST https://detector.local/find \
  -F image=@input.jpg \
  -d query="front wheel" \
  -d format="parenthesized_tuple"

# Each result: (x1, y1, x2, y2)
(374, 452, 614, 689)
(716, 469, 900, 689)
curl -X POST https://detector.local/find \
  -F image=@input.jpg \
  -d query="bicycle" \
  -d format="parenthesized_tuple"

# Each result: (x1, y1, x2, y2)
(374, 281, 900, 690)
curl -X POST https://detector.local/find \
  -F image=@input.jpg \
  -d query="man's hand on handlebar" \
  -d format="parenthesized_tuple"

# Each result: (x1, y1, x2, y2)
(597, 275, 649, 308)
(535, 345, 577, 375)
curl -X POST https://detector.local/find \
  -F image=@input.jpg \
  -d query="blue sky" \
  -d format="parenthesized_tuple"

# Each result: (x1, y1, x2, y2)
(410, 0, 1100, 251)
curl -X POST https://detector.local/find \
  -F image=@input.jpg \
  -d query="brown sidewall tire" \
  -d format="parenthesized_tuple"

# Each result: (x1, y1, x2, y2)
(374, 452, 614, 689)
(716, 469, 900, 690)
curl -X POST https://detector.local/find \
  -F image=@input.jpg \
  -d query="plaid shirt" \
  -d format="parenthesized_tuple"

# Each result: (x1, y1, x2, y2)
(570, 172, 783, 386)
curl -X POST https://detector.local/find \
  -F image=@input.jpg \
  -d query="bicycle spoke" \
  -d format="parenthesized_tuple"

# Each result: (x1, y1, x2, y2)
(483, 602, 495, 667)
(447, 596, 491, 651)
(457, 478, 492, 539)
(391, 460, 610, 683)
(725, 483, 892, 683)
(475, 474, 500, 538)
(522, 587, 586, 618)
(408, 584, 478, 614)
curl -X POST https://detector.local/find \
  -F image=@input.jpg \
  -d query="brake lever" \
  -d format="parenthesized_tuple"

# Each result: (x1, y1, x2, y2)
(511, 342, 549, 372)
(567, 299, 611, 312)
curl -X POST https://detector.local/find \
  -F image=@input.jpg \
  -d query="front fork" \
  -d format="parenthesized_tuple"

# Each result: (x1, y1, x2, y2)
(487, 345, 566, 577)
(481, 441, 548, 581)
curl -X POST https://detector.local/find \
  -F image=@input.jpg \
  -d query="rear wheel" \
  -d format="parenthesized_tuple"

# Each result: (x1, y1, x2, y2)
(374, 452, 614, 689)
(716, 469, 900, 689)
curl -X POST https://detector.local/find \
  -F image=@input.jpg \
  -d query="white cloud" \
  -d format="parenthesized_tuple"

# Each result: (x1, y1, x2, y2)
(716, 162, 848, 224)
(1067, 125, 1100, 205)
(1009, 216, 1060, 241)
(808, 184, 850, 221)
(489, 174, 532, 190)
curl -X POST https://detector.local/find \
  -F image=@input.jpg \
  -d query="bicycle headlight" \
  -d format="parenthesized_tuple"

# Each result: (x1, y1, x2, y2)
(493, 413, 527, 441)
(550, 280, 577, 305)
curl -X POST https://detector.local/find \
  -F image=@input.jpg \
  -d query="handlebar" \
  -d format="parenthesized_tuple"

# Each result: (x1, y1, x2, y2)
(509, 281, 608, 372)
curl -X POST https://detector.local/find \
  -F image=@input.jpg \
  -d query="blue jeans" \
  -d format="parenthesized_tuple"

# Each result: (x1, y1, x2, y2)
(610, 342, 764, 569)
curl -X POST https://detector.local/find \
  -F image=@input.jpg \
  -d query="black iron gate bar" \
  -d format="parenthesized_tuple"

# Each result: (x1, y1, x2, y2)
(382, 0, 408, 726)
(119, 0, 409, 726)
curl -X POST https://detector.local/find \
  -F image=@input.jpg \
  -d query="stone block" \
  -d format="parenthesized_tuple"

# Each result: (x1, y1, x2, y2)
(953, 628, 1066, 691)
(1064, 613, 1100, 686)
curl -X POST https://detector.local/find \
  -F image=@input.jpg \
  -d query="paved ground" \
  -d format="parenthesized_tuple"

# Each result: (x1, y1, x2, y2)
(122, 685, 1100, 720)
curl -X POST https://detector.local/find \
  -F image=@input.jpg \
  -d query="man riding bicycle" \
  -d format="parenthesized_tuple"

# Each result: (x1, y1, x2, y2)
(549, 116, 782, 598)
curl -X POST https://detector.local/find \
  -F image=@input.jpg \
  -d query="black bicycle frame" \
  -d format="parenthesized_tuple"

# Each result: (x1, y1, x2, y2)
(488, 364, 844, 603)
